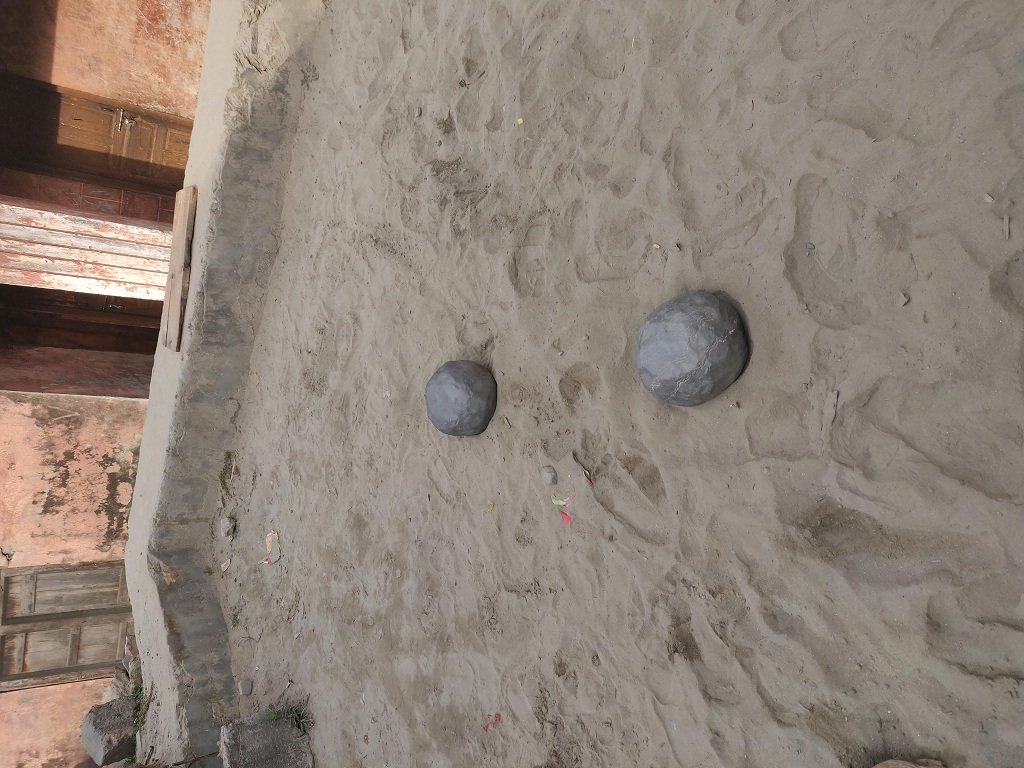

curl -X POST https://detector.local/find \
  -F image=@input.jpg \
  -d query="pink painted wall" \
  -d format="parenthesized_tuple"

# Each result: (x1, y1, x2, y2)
(0, 0, 210, 118)
(0, 390, 146, 568)
(0, 679, 108, 768)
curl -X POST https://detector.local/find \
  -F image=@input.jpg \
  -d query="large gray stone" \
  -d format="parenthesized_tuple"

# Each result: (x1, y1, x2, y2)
(220, 712, 314, 768)
(424, 360, 498, 436)
(635, 291, 749, 406)
(81, 696, 136, 766)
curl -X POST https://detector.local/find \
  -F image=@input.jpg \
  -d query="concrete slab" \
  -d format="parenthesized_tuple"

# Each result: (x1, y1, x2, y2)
(219, 713, 313, 768)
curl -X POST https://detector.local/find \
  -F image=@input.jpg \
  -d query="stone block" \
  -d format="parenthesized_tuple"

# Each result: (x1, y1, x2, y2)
(81, 696, 136, 766)
(220, 712, 313, 768)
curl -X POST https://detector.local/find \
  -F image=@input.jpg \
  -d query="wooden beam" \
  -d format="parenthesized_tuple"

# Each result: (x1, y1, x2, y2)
(0, 560, 127, 578)
(0, 195, 172, 245)
(0, 267, 165, 299)
(161, 186, 198, 351)
(26, 573, 37, 614)
(0, 225, 171, 259)
(116, 567, 128, 606)
(0, 195, 171, 299)
(0, 660, 116, 692)
(13, 633, 26, 674)
(0, 608, 132, 636)
(66, 626, 81, 666)
(0, 235, 170, 268)
(0, 251, 168, 286)
(115, 621, 129, 662)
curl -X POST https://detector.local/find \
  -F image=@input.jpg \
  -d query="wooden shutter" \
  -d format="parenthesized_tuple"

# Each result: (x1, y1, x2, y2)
(0, 561, 133, 692)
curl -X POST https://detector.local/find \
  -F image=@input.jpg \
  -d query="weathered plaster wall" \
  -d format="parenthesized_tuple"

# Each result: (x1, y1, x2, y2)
(0, 390, 146, 568)
(0, 679, 107, 768)
(0, 0, 211, 118)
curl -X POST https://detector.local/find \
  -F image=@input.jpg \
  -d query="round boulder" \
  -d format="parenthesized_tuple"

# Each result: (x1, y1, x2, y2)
(634, 291, 749, 406)
(425, 360, 498, 436)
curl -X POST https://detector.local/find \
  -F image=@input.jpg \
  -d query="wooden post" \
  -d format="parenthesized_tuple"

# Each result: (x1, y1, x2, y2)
(160, 186, 198, 351)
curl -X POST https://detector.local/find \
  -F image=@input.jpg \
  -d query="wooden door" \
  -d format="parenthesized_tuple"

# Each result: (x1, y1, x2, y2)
(0, 74, 191, 194)
(116, 109, 192, 188)
(0, 561, 133, 692)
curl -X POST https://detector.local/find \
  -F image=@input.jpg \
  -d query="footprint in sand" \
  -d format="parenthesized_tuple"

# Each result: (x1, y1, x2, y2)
(508, 221, 548, 298)
(574, 205, 652, 284)
(989, 252, 1024, 314)
(830, 377, 1024, 503)
(781, 497, 1001, 588)
(589, 449, 670, 547)
(783, 174, 871, 329)
(778, 0, 860, 62)
(570, 8, 631, 80)
(744, 388, 817, 461)
(926, 591, 1024, 681)
(996, 85, 1024, 159)
(557, 362, 600, 414)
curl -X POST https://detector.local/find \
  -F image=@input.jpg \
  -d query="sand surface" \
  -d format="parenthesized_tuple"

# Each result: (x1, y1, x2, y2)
(209, 0, 1024, 765)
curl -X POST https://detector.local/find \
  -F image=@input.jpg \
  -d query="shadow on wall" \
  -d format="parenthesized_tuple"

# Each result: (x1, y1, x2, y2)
(0, 0, 55, 85)
(0, 0, 210, 119)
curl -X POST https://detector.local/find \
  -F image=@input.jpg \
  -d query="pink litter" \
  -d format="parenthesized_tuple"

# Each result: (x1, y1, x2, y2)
(551, 493, 577, 526)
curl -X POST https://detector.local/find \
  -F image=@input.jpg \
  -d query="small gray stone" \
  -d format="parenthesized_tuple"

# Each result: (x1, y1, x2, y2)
(81, 696, 136, 766)
(238, 677, 254, 696)
(635, 291, 749, 406)
(425, 360, 498, 436)
(220, 516, 237, 538)
(540, 465, 558, 485)
(220, 711, 314, 768)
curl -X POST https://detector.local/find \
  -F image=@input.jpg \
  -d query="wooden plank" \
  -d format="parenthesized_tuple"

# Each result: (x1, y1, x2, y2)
(12, 634, 26, 674)
(161, 186, 198, 351)
(20, 628, 69, 672)
(33, 565, 123, 614)
(115, 621, 129, 661)
(1, 561, 132, 620)
(0, 608, 133, 636)
(0, 304, 163, 330)
(0, 266, 165, 299)
(0, 252, 168, 287)
(67, 626, 81, 666)
(116, 566, 128, 606)
(0, 561, 127, 578)
(0, 195, 172, 299)
(0, 194, 173, 246)
(0, 661, 116, 691)
(78, 623, 120, 665)
(27, 574, 37, 614)
(0, 238, 170, 273)
(0, 224, 172, 260)
(0, 573, 34, 619)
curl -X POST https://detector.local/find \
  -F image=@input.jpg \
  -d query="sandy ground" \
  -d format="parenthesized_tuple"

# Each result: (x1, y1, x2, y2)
(208, 0, 1024, 765)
